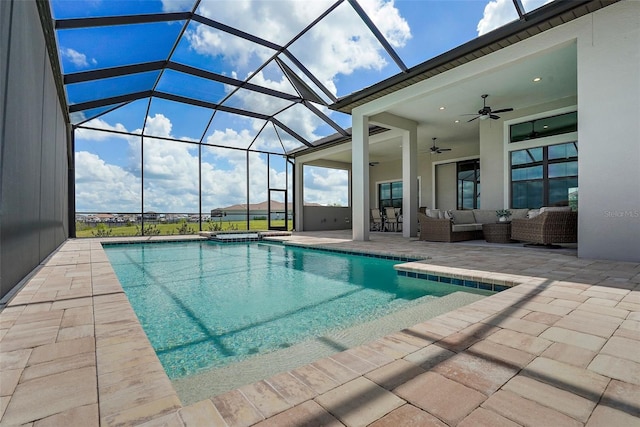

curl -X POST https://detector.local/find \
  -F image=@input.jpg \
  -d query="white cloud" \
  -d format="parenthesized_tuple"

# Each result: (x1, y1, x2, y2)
(359, 0, 411, 48)
(477, 0, 554, 35)
(73, 2, 416, 212)
(186, 0, 410, 96)
(75, 151, 140, 212)
(143, 113, 173, 138)
(75, 118, 131, 141)
(60, 47, 96, 68)
(303, 166, 349, 206)
(75, 114, 297, 213)
(160, 0, 195, 12)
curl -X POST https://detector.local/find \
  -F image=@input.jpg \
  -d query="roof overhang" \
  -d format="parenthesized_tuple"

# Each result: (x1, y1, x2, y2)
(330, 0, 618, 114)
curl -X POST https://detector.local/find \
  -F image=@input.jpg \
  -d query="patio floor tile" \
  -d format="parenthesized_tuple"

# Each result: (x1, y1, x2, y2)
(3, 234, 640, 426)
(0, 369, 22, 397)
(599, 336, 640, 363)
(101, 395, 182, 427)
(1, 366, 97, 426)
(403, 344, 455, 370)
(21, 352, 95, 382)
(521, 311, 562, 325)
(522, 357, 609, 400)
(0, 348, 31, 371)
(502, 375, 596, 422)
(311, 358, 360, 385)
(585, 405, 640, 426)
(368, 404, 447, 427)
(329, 351, 378, 375)
(28, 336, 94, 365)
(486, 329, 552, 355)
(539, 326, 607, 351)
(588, 354, 640, 386)
(435, 331, 482, 352)
(457, 407, 521, 427)
(315, 377, 404, 427)
(432, 352, 519, 395)
(32, 403, 99, 427)
(178, 399, 226, 426)
(252, 401, 344, 427)
(467, 339, 535, 369)
(482, 389, 582, 427)
(211, 389, 265, 427)
(137, 412, 184, 427)
(599, 379, 640, 417)
(540, 342, 597, 368)
(290, 365, 340, 395)
(394, 372, 486, 425)
(364, 359, 426, 390)
(239, 380, 292, 419)
(265, 372, 317, 407)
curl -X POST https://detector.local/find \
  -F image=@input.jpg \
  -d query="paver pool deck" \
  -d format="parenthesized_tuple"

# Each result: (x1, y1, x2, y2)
(0, 231, 638, 426)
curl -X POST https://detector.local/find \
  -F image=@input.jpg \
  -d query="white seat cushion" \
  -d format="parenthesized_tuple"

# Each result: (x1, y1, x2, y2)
(452, 224, 478, 232)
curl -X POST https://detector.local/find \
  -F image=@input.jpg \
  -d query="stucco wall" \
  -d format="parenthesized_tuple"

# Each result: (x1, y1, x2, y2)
(302, 206, 351, 231)
(576, 1, 640, 261)
(0, 0, 70, 299)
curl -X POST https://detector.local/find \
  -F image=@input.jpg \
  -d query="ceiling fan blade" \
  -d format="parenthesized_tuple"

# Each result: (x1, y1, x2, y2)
(490, 114, 500, 120)
(439, 148, 452, 151)
(492, 108, 513, 114)
(467, 116, 479, 122)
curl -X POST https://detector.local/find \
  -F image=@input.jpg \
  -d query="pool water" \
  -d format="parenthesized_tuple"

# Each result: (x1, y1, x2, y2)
(104, 241, 491, 378)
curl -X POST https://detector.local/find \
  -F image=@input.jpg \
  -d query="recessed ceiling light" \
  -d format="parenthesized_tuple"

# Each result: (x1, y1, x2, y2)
(533, 77, 542, 82)
(543, 125, 548, 129)
(454, 120, 460, 123)
(439, 106, 446, 110)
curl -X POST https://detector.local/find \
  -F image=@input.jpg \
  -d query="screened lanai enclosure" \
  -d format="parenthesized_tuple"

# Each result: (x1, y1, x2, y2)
(49, 0, 552, 236)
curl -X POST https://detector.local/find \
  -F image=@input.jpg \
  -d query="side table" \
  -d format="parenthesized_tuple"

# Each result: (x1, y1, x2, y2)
(482, 222, 515, 243)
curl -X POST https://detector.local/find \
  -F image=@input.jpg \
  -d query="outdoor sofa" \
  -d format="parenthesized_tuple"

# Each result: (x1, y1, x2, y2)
(511, 207, 578, 245)
(417, 208, 529, 242)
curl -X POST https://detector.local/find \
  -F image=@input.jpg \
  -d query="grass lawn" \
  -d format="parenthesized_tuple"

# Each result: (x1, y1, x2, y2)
(75, 220, 291, 238)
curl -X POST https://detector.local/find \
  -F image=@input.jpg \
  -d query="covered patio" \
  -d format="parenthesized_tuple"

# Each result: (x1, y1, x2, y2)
(1, 232, 638, 426)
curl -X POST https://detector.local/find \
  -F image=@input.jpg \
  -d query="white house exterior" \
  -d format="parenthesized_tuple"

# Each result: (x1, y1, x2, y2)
(294, 1, 639, 262)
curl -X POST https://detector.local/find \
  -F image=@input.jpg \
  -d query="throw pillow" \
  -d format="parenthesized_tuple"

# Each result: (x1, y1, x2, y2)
(527, 209, 540, 219)
(425, 209, 441, 219)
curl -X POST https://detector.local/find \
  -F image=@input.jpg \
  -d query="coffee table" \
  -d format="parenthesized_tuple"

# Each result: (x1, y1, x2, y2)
(483, 222, 515, 243)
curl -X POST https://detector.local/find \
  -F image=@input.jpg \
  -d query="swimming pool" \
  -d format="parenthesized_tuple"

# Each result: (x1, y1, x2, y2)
(104, 241, 492, 378)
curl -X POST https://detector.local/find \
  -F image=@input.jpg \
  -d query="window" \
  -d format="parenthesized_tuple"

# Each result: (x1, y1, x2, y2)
(511, 142, 578, 209)
(457, 160, 480, 209)
(510, 111, 577, 143)
(379, 181, 402, 208)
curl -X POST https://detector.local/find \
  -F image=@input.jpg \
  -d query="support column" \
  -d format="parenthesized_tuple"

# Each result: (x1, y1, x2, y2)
(402, 126, 418, 237)
(352, 113, 370, 241)
(293, 160, 304, 231)
(370, 112, 419, 238)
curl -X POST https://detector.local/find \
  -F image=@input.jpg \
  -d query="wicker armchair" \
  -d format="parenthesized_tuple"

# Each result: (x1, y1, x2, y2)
(417, 212, 482, 242)
(511, 210, 577, 245)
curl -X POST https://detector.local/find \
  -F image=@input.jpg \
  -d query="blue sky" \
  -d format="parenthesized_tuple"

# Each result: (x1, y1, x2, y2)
(54, 0, 550, 213)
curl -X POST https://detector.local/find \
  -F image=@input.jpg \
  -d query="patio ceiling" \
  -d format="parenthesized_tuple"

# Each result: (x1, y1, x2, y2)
(316, 41, 578, 164)
(47, 0, 552, 156)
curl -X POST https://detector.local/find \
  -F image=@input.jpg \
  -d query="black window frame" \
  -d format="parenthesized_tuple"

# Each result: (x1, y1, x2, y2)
(457, 159, 480, 210)
(510, 141, 578, 209)
(378, 181, 403, 209)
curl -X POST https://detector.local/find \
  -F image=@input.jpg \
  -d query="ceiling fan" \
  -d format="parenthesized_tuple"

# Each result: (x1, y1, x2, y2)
(466, 94, 513, 122)
(430, 137, 451, 154)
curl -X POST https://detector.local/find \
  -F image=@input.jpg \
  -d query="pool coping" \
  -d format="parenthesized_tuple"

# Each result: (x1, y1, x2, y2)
(1, 234, 638, 426)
